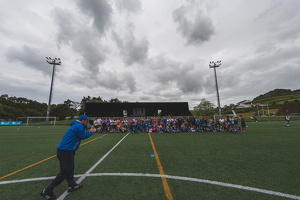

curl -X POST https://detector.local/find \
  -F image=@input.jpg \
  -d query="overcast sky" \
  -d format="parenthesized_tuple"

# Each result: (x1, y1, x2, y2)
(1, 0, 299, 109)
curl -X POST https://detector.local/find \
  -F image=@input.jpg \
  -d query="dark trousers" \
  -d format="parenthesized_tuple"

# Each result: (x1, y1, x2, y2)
(46, 149, 77, 191)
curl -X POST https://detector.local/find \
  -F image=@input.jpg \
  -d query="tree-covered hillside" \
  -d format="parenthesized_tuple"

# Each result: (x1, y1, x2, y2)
(251, 89, 300, 106)
(0, 95, 124, 121)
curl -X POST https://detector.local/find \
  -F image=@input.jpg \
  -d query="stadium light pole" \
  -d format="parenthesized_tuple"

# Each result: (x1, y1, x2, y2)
(209, 60, 222, 117)
(45, 57, 61, 123)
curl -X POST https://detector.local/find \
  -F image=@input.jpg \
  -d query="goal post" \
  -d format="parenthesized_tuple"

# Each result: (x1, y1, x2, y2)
(16, 117, 57, 126)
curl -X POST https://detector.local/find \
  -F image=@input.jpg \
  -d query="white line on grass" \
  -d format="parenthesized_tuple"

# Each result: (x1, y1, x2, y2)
(86, 173, 300, 200)
(2, 172, 300, 199)
(56, 133, 130, 200)
(0, 175, 83, 185)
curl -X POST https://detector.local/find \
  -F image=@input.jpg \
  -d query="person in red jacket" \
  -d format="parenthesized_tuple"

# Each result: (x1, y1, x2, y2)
(41, 115, 96, 200)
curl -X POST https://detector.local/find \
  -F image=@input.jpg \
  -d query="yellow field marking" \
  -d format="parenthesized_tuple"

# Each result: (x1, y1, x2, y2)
(0, 134, 108, 180)
(80, 133, 108, 146)
(149, 134, 174, 200)
(0, 155, 57, 180)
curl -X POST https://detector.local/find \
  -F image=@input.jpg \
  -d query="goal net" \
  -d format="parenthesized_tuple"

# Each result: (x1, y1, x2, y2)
(17, 117, 57, 126)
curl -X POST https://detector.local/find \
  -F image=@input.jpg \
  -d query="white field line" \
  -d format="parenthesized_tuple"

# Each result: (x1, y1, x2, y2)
(1, 172, 300, 200)
(88, 173, 300, 200)
(57, 133, 130, 200)
(0, 175, 83, 185)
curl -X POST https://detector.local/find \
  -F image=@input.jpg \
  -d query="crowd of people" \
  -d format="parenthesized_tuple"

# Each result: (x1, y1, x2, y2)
(90, 115, 247, 134)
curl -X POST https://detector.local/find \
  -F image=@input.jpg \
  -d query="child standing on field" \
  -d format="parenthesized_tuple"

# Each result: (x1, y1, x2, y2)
(285, 115, 291, 126)
(240, 115, 246, 132)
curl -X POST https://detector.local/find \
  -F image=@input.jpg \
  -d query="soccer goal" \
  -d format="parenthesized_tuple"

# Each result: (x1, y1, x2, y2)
(17, 117, 57, 126)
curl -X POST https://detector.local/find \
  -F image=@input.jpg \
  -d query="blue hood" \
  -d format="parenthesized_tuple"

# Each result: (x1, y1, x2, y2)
(56, 120, 93, 151)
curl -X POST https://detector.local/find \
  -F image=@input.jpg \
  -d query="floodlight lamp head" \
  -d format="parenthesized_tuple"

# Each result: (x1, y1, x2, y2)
(209, 61, 215, 67)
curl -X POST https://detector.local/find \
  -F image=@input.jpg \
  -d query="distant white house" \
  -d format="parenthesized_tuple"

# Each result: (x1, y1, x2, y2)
(236, 103, 252, 108)
(236, 100, 252, 108)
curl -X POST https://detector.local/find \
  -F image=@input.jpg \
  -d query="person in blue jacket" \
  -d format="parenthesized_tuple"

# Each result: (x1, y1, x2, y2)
(41, 115, 96, 200)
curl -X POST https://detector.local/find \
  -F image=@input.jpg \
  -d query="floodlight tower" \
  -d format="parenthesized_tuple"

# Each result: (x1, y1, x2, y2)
(45, 57, 61, 123)
(209, 60, 222, 117)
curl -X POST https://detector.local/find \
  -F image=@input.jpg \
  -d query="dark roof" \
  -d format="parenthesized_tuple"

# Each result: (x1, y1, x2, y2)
(85, 102, 192, 117)
(276, 104, 300, 115)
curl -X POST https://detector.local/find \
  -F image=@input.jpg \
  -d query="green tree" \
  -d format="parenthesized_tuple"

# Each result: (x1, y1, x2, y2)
(109, 98, 121, 103)
(51, 104, 67, 120)
(51, 102, 78, 120)
(64, 99, 73, 108)
(78, 96, 108, 114)
(193, 98, 216, 116)
(78, 96, 91, 115)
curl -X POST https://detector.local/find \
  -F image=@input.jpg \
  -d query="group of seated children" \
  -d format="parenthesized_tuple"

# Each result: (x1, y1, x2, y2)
(92, 116, 243, 134)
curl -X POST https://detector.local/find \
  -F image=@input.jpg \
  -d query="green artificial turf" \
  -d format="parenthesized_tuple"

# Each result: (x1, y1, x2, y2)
(0, 121, 299, 200)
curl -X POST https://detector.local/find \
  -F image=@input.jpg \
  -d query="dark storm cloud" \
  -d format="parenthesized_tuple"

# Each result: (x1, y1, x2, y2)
(5, 45, 52, 75)
(115, 0, 141, 13)
(121, 72, 137, 93)
(76, 0, 112, 35)
(53, 8, 106, 74)
(148, 55, 205, 93)
(172, 5, 214, 46)
(68, 68, 137, 93)
(72, 34, 106, 73)
(54, 8, 76, 46)
(112, 29, 149, 66)
(2, 0, 300, 108)
(52, 2, 138, 94)
(69, 40, 137, 93)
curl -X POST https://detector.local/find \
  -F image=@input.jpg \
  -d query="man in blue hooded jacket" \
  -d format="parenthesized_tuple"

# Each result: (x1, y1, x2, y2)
(41, 115, 96, 199)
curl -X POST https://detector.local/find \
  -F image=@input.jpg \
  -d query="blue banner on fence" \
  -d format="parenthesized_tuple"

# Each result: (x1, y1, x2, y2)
(0, 121, 23, 126)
